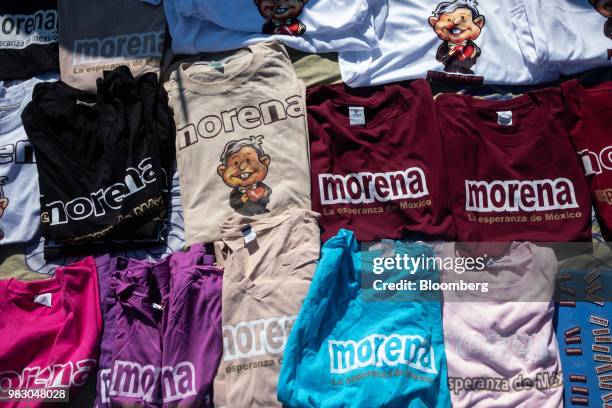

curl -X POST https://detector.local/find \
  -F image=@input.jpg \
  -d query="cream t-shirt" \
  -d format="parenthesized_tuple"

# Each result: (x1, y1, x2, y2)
(164, 41, 312, 245)
(213, 209, 320, 408)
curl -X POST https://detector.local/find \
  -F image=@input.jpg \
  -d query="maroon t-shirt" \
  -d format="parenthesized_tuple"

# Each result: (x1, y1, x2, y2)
(562, 79, 612, 241)
(437, 88, 592, 243)
(307, 79, 454, 242)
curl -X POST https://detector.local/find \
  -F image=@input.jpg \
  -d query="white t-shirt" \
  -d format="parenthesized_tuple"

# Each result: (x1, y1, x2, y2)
(339, 0, 558, 86)
(163, 0, 384, 53)
(0, 74, 57, 245)
(514, 0, 612, 74)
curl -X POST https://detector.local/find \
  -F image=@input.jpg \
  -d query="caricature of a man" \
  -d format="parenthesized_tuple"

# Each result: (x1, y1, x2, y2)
(217, 136, 273, 216)
(429, 0, 486, 74)
(590, 0, 612, 39)
(0, 177, 9, 240)
(255, 0, 308, 36)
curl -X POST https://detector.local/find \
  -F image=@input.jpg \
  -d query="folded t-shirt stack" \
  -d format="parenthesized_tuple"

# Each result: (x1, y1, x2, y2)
(21, 66, 175, 256)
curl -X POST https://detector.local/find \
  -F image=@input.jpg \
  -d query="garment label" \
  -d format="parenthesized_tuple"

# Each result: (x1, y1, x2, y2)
(76, 99, 96, 107)
(33, 293, 52, 307)
(191, 60, 225, 73)
(242, 225, 257, 245)
(381, 239, 395, 258)
(496, 111, 513, 126)
(348, 107, 366, 126)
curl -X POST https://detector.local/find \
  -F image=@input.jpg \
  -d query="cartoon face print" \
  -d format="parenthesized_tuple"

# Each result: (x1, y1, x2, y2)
(429, 0, 486, 75)
(255, 0, 308, 36)
(218, 146, 269, 189)
(217, 136, 273, 216)
(430, 7, 484, 45)
(591, 0, 612, 17)
(589, 0, 612, 39)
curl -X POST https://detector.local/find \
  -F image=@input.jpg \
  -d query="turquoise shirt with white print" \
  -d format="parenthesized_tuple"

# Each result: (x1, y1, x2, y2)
(278, 229, 451, 408)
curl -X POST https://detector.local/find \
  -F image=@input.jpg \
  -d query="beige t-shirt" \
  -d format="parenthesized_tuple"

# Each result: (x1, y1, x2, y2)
(164, 41, 312, 245)
(58, 0, 166, 91)
(213, 209, 320, 408)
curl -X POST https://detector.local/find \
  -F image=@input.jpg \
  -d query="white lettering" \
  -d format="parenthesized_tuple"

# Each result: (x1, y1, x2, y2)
(73, 31, 164, 64)
(319, 168, 429, 205)
(465, 178, 579, 212)
(45, 157, 158, 226)
(222, 316, 297, 362)
(328, 334, 437, 375)
(0, 10, 57, 49)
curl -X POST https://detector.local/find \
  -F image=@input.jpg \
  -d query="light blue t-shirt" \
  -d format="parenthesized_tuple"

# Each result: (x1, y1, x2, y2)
(162, 0, 383, 54)
(278, 229, 451, 408)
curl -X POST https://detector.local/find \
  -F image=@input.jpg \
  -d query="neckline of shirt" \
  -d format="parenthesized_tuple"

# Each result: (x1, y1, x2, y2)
(315, 80, 426, 130)
(175, 43, 265, 95)
(23, 79, 121, 177)
(0, 78, 38, 134)
(441, 241, 552, 301)
(463, 90, 553, 147)
(1, 267, 69, 326)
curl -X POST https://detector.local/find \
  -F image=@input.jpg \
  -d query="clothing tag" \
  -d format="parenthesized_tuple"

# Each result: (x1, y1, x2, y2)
(152, 303, 164, 311)
(209, 62, 224, 72)
(381, 239, 395, 258)
(76, 99, 96, 107)
(368, 242, 383, 251)
(348, 107, 366, 126)
(496, 110, 513, 126)
(33, 293, 53, 308)
(241, 225, 257, 245)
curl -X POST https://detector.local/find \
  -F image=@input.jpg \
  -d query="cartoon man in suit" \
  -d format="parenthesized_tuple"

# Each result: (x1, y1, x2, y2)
(217, 136, 273, 216)
(590, 0, 612, 39)
(429, 0, 486, 75)
(255, 0, 308, 35)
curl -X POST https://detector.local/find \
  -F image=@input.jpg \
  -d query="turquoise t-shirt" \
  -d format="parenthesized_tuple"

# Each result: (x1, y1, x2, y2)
(278, 229, 451, 408)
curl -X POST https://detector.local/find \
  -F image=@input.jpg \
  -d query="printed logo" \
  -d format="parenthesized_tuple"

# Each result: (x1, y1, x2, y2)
(0, 10, 58, 49)
(429, 0, 485, 75)
(319, 168, 429, 205)
(464, 178, 579, 212)
(578, 147, 612, 176)
(328, 334, 437, 375)
(0, 140, 36, 165)
(217, 135, 272, 216)
(177, 96, 304, 149)
(589, 0, 612, 39)
(0, 359, 96, 399)
(107, 360, 196, 403)
(222, 316, 297, 362)
(72, 31, 164, 64)
(255, 0, 308, 36)
(41, 157, 158, 226)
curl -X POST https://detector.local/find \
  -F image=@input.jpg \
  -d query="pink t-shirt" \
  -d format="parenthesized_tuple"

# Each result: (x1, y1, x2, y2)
(437, 242, 563, 408)
(0, 257, 102, 407)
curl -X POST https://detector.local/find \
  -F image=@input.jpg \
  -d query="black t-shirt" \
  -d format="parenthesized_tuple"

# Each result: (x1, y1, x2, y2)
(21, 66, 175, 251)
(0, 1, 59, 80)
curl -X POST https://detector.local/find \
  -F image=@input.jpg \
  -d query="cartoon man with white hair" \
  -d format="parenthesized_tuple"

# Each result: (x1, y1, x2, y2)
(217, 136, 273, 216)
(429, 0, 486, 74)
